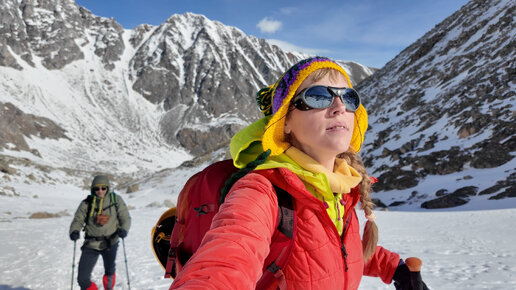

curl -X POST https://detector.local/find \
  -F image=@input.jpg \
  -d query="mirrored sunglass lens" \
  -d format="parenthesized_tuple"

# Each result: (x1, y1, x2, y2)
(93, 187, 99, 191)
(341, 90, 360, 111)
(304, 87, 333, 108)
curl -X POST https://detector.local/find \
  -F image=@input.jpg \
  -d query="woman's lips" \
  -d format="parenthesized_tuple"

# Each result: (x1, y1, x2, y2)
(326, 122, 348, 131)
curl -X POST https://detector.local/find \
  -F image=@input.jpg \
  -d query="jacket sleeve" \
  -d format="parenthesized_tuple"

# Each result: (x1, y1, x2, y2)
(170, 173, 279, 289)
(115, 195, 131, 232)
(363, 245, 400, 284)
(69, 201, 88, 234)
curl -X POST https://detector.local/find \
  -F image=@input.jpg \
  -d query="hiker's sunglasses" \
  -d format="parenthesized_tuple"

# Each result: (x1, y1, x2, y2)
(292, 86, 361, 112)
(93, 186, 108, 192)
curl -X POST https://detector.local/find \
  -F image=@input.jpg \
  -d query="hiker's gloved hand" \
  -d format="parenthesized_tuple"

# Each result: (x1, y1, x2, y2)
(393, 259, 430, 290)
(117, 228, 128, 238)
(70, 230, 80, 241)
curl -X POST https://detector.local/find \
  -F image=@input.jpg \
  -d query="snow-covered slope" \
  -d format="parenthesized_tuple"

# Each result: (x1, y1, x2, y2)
(0, 0, 189, 178)
(357, 0, 515, 209)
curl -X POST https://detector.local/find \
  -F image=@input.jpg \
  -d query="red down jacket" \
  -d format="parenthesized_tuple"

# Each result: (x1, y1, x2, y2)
(170, 167, 400, 289)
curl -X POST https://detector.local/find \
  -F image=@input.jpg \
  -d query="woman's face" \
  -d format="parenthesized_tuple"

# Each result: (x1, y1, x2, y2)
(284, 72, 354, 166)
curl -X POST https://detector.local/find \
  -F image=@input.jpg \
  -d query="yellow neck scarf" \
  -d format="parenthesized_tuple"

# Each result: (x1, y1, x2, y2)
(285, 147, 362, 194)
(285, 147, 362, 234)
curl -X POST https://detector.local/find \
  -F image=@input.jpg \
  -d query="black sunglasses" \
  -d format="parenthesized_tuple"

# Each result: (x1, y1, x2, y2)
(292, 86, 361, 112)
(93, 187, 107, 191)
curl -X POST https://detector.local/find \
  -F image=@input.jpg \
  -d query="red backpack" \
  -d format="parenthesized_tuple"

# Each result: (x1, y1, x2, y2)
(151, 159, 297, 289)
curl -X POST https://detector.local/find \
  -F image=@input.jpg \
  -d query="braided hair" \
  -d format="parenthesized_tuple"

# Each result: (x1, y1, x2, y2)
(338, 151, 378, 262)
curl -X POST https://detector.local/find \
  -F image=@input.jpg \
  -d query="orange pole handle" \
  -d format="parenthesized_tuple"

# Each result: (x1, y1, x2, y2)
(405, 257, 422, 272)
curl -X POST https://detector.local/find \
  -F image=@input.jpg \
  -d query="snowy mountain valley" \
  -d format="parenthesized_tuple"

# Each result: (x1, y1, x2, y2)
(0, 0, 515, 289)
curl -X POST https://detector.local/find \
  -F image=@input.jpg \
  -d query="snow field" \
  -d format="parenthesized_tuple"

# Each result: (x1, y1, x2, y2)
(1, 206, 515, 289)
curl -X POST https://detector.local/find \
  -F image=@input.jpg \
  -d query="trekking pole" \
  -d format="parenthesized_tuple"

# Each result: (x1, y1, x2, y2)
(71, 240, 77, 290)
(121, 238, 131, 290)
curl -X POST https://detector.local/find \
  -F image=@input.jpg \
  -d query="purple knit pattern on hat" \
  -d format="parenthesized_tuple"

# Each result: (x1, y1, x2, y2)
(272, 57, 331, 114)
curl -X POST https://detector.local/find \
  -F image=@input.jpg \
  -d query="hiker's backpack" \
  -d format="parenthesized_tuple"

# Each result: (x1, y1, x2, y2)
(151, 159, 297, 289)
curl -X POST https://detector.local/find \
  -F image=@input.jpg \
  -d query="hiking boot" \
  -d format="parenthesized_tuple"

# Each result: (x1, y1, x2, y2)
(86, 282, 98, 290)
(103, 273, 116, 290)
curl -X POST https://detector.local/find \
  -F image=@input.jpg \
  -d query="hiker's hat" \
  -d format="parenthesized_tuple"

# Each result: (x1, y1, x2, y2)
(256, 56, 368, 156)
(91, 175, 110, 194)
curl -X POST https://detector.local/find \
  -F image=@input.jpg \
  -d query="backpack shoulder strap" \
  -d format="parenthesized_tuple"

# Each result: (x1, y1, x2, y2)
(83, 195, 93, 226)
(84, 195, 93, 205)
(256, 185, 297, 290)
(275, 185, 295, 239)
(110, 192, 119, 211)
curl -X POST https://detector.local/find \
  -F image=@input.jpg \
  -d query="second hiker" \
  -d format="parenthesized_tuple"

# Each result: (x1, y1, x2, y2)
(69, 175, 131, 290)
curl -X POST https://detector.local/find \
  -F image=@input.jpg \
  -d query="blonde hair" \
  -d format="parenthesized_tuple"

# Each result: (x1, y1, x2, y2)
(339, 151, 378, 262)
(296, 68, 378, 262)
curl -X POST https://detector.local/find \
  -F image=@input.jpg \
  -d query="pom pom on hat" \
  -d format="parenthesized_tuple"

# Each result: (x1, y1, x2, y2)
(256, 85, 275, 116)
(257, 56, 368, 156)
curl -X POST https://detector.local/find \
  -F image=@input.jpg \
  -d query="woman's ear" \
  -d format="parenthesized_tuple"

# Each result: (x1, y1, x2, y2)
(284, 120, 292, 134)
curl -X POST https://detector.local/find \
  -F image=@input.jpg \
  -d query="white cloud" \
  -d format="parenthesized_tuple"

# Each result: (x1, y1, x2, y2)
(256, 17, 282, 34)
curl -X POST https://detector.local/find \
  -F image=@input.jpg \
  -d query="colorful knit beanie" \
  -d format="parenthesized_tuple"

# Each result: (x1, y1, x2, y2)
(257, 56, 368, 156)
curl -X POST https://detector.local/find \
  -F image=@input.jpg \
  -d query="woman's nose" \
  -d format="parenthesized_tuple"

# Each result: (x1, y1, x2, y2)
(330, 96, 347, 114)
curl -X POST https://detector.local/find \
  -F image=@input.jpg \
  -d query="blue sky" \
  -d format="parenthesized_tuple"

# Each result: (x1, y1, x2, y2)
(75, 0, 469, 68)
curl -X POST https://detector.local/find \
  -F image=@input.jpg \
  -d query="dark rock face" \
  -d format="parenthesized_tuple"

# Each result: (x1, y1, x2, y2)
(371, 198, 387, 209)
(127, 13, 373, 155)
(0, 0, 33, 69)
(374, 168, 419, 191)
(421, 186, 478, 209)
(80, 8, 125, 70)
(19, 0, 85, 70)
(175, 124, 245, 156)
(358, 0, 515, 206)
(128, 14, 298, 153)
(0, 102, 70, 154)
(129, 24, 154, 48)
(479, 173, 516, 200)
(0, 0, 125, 70)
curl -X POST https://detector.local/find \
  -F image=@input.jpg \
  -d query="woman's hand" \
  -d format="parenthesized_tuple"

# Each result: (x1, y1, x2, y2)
(393, 257, 430, 290)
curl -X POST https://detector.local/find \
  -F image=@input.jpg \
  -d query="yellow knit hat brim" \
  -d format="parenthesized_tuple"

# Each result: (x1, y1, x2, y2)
(262, 61, 367, 156)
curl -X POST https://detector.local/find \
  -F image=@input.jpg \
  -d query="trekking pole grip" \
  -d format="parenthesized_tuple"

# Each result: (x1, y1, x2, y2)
(405, 257, 428, 290)
(405, 257, 422, 272)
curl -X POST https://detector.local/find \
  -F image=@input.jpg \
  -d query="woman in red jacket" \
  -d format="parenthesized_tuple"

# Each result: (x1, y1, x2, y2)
(171, 57, 428, 289)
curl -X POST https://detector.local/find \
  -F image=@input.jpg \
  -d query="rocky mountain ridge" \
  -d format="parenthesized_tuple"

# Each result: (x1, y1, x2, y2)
(356, 0, 515, 208)
(0, 0, 374, 187)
